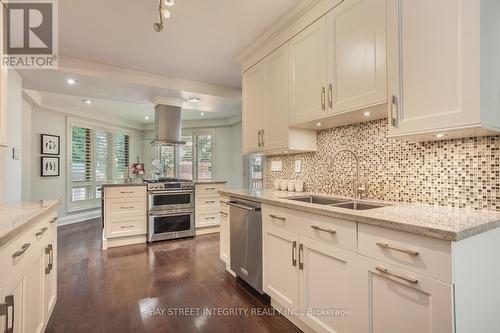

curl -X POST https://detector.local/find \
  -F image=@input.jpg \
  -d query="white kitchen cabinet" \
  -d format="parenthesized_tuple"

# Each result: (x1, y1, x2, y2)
(263, 223, 299, 310)
(103, 185, 147, 249)
(0, 2, 7, 147)
(327, 0, 387, 115)
(289, 17, 329, 125)
(195, 183, 225, 234)
(242, 45, 317, 155)
(242, 64, 264, 154)
(387, 0, 500, 141)
(353, 256, 453, 333)
(299, 236, 356, 333)
(0, 211, 58, 333)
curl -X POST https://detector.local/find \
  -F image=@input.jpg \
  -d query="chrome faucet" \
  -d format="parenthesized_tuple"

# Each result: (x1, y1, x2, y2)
(330, 148, 367, 200)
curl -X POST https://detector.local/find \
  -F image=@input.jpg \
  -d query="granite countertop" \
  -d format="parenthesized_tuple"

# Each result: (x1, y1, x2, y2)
(194, 180, 227, 185)
(101, 181, 146, 188)
(0, 200, 60, 248)
(219, 189, 500, 242)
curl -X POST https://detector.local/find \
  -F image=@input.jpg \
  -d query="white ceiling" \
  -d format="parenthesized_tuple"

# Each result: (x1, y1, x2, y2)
(36, 91, 241, 125)
(59, 0, 301, 88)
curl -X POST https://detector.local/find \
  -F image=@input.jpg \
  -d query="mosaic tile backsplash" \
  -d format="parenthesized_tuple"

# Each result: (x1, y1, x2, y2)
(266, 119, 500, 211)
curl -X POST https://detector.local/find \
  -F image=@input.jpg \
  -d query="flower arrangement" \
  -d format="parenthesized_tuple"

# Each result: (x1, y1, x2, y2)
(130, 163, 145, 176)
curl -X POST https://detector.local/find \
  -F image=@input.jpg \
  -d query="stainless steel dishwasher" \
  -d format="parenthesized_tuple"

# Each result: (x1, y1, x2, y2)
(228, 197, 263, 293)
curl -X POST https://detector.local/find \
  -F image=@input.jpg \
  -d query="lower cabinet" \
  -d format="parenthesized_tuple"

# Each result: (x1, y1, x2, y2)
(353, 256, 453, 333)
(262, 204, 455, 333)
(299, 236, 356, 333)
(0, 213, 58, 333)
(263, 224, 299, 310)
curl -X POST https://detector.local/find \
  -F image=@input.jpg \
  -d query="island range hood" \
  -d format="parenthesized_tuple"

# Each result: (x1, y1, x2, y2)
(151, 104, 185, 145)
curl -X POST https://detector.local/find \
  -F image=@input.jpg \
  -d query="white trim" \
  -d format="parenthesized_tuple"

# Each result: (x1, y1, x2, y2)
(66, 117, 134, 213)
(57, 209, 101, 226)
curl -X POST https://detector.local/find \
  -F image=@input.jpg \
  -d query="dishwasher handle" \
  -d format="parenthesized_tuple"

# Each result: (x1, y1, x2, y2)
(228, 201, 261, 212)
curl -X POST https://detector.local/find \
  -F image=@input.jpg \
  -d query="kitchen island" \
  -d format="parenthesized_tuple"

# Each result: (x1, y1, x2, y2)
(101, 183, 147, 250)
(219, 189, 500, 333)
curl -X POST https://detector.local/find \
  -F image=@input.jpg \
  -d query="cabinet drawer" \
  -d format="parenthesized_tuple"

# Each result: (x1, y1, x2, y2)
(195, 184, 224, 198)
(262, 204, 357, 251)
(104, 186, 146, 199)
(0, 213, 55, 286)
(107, 198, 146, 215)
(196, 212, 220, 228)
(108, 220, 146, 238)
(196, 197, 220, 213)
(358, 223, 452, 283)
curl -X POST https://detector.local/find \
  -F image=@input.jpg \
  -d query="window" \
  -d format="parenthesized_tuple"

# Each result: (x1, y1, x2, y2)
(69, 121, 131, 210)
(249, 155, 264, 189)
(158, 131, 213, 181)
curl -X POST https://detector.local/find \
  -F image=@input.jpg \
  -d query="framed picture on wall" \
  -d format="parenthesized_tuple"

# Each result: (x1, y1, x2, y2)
(41, 156, 60, 177)
(41, 134, 60, 155)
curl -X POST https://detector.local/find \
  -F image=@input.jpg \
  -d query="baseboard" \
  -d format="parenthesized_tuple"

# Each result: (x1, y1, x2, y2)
(195, 225, 220, 235)
(57, 209, 101, 226)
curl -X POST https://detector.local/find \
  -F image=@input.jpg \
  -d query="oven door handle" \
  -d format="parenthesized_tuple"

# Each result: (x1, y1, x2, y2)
(149, 211, 194, 217)
(148, 190, 194, 195)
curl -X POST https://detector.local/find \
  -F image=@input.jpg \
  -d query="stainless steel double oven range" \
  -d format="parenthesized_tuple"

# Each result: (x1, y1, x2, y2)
(145, 178, 195, 243)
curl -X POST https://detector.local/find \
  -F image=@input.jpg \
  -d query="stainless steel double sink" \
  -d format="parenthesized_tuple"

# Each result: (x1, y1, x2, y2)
(283, 195, 388, 211)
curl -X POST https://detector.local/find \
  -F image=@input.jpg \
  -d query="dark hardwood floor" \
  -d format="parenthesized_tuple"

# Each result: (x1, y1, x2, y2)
(46, 220, 301, 333)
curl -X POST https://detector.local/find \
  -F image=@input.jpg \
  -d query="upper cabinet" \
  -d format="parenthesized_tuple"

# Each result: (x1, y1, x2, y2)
(387, 0, 500, 141)
(327, 0, 387, 115)
(242, 44, 317, 155)
(289, 18, 329, 125)
(0, 2, 7, 147)
(289, 0, 387, 127)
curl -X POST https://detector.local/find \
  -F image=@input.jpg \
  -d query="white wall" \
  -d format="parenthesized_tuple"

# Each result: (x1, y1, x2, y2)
(0, 70, 23, 203)
(29, 106, 144, 220)
(21, 99, 32, 201)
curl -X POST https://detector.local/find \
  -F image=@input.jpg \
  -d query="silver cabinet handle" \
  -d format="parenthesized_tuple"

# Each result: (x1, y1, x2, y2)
(35, 227, 48, 237)
(269, 214, 286, 222)
(261, 129, 265, 147)
(376, 266, 418, 284)
(120, 206, 134, 209)
(204, 200, 216, 204)
(292, 241, 297, 267)
(12, 243, 30, 258)
(45, 244, 53, 274)
(120, 191, 134, 194)
(299, 243, 304, 270)
(205, 217, 216, 220)
(50, 217, 58, 224)
(120, 225, 135, 229)
(321, 86, 326, 110)
(258, 130, 262, 148)
(219, 211, 228, 216)
(328, 83, 333, 108)
(1, 295, 14, 333)
(311, 225, 336, 234)
(205, 187, 216, 191)
(390, 95, 399, 128)
(376, 242, 419, 256)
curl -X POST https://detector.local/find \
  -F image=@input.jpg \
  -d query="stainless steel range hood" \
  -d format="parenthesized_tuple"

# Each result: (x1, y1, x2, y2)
(151, 104, 185, 145)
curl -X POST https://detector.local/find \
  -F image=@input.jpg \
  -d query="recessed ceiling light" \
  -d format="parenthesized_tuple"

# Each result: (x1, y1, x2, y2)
(161, 8, 171, 19)
(200, 112, 205, 116)
(82, 99, 92, 104)
(435, 133, 446, 138)
(145, 116, 150, 120)
(66, 78, 78, 85)
(316, 122, 322, 127)
(164, 0, 174, 6)
(363, 111, 371, 116)
(188, 97, 201, 103)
